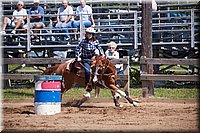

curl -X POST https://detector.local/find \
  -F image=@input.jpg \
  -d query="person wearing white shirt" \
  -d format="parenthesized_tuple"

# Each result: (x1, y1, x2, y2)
(55, 0, 73, 40)
(73, 0, 95, 40)
(1, 1, 27, 34)
(105, 41, 123, 74)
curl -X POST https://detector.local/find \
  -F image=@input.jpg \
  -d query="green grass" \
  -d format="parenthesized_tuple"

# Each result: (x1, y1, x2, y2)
(2, 87, 199, 99)
(3, 88, 35, 99)
(154, 88, 199, 99)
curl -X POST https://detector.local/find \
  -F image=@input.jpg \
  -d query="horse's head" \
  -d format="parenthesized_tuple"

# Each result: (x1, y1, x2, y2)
(94, 55, 107, 68)
(91, 55, 105, 68)
(93, 55, 116, 74)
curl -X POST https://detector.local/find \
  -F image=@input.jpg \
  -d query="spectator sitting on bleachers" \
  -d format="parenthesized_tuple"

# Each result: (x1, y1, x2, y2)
(1, 1, 27, 34)
(73, 0, 95, 40)
(23, 0, 44, 35)
(55, 0, 73, 41)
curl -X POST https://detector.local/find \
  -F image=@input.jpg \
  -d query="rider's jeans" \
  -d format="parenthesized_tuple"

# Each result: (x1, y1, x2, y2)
(82, 59, 91, 85)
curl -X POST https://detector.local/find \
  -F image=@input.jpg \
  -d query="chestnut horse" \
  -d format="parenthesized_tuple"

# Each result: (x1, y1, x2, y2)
(42, 55, 139, 107)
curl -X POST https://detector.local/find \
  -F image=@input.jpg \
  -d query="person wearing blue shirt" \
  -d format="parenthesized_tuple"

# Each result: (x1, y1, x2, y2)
(23, 0, 44, 34)
(75, 27, 104, 98)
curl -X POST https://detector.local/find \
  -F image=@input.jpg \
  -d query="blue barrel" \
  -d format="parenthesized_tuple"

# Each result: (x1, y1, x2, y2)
(34, 75, 62, 115)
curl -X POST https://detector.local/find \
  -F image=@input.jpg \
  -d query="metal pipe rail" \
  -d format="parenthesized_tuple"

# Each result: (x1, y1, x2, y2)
(1, 6, 199, 53)
(1, 11, 137, 50)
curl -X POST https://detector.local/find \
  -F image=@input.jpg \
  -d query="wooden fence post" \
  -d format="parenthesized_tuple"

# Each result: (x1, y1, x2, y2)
(123, 56, 130, 96)
(141, 0, 154, 97)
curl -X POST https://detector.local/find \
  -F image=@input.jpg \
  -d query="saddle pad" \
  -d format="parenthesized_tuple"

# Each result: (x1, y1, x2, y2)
(65, 59, 75, 70)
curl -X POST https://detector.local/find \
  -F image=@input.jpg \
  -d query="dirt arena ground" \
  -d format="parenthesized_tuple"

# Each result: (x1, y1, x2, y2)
(2, 97, 199, 133)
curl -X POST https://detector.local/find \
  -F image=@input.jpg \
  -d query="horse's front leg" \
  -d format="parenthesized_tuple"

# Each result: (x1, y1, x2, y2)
(108, 84, 139, 107)
(60, 80, 73, 102)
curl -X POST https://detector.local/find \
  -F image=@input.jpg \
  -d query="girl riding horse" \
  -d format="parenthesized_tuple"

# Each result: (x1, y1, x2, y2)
(75, 27, 104, 98)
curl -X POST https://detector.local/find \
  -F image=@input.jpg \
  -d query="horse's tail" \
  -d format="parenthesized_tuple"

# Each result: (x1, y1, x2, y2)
(42, 64, 60, 75)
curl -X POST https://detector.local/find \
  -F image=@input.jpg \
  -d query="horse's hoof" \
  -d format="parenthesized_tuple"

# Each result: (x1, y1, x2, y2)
(115, 104, 123, 108)
(133, 101, 139, 107)
(119, 104, 123, 108)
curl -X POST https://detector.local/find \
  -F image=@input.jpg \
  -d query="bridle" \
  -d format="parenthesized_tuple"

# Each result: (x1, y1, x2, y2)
(95, 56, 116, 77)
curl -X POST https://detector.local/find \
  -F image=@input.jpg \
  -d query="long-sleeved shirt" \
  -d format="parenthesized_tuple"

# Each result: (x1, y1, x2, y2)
(75, 39, 104, 59)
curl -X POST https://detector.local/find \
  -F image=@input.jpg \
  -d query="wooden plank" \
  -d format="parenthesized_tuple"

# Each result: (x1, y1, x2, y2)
(3, 58, 70, 64)
(2, 74, 128, 80)
(140, 74, 199, 81)
(3, 58, 129, 65)
(140, 57, 199, 66)
(13, 70, 42, 73)
(2, 74, 35, 80)
(110, 58, 129, 64)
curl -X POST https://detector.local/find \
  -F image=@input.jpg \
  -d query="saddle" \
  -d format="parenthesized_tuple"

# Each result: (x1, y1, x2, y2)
(70, 60, 82, 74)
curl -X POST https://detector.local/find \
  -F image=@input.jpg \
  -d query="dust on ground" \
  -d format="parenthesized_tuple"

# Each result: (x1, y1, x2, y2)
(2, 97, 199, 132)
